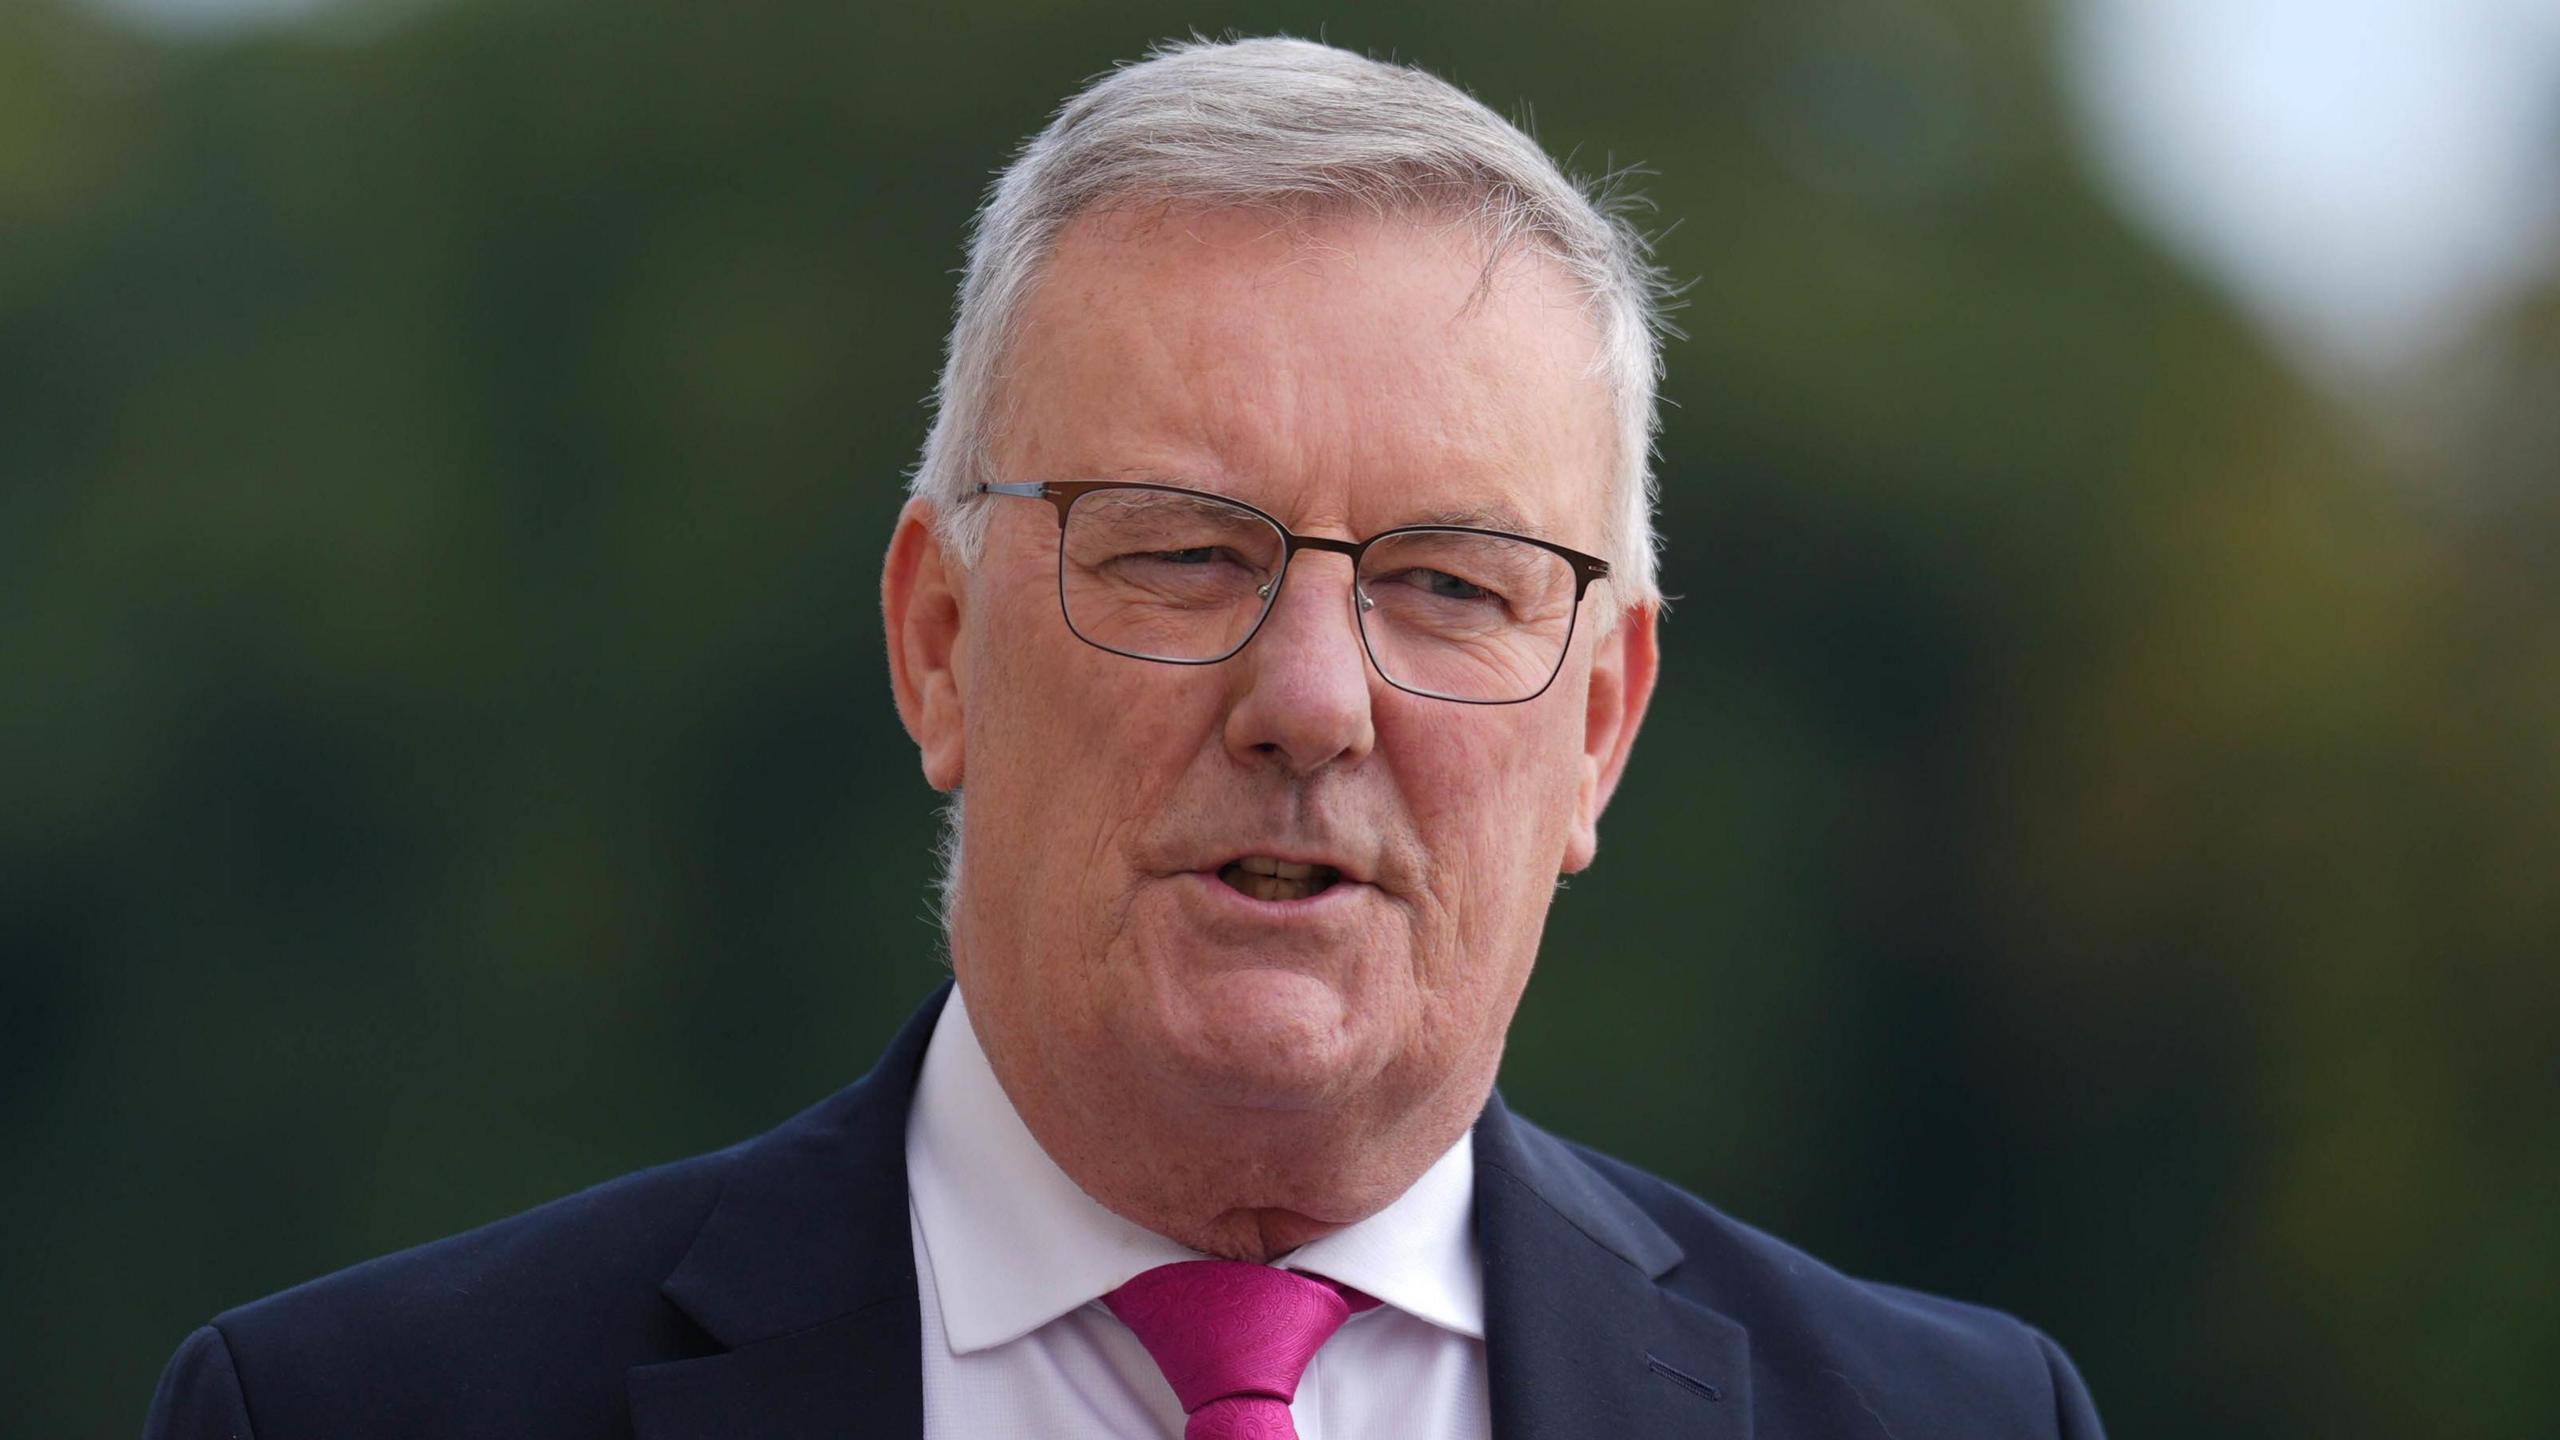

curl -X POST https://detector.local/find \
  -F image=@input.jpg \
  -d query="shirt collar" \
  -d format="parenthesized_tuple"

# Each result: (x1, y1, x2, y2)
(904, 984, 1485, 1354)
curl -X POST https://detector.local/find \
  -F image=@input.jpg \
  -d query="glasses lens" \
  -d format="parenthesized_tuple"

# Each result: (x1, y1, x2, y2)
(1357, 530, 1580, 702)
(1060, 489, 1286, 661)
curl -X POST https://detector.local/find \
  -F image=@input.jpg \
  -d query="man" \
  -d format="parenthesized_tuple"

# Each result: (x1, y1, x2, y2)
(148, 37, 2103, 1440)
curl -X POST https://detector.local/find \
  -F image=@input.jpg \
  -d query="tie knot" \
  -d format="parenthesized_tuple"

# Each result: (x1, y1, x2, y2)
(1104, 1260, 1378, 1417)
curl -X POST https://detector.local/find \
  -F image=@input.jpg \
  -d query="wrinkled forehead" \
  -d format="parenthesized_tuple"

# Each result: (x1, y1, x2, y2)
(991, 205, 1617, 544)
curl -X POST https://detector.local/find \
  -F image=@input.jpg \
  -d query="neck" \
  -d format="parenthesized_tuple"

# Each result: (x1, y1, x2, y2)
(1175, 1208, 1342, 1265)
(959, 981, 1493, 1264)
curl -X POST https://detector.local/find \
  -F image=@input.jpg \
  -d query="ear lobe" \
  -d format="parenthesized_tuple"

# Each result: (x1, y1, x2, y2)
(882, 498, 968, 791)
(1561, 602, 1659, 874)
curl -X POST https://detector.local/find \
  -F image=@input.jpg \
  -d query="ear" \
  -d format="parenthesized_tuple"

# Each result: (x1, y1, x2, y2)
(882, 498, 968, 791)
(1561, 601, 1659, 874)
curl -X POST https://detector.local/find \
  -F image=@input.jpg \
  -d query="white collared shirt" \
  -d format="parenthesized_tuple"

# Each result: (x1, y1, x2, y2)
(905, 986, 1493, 1440)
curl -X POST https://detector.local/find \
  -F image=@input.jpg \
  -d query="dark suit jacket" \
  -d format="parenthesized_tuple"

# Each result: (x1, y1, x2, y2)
(147, 983, 2104, 1438)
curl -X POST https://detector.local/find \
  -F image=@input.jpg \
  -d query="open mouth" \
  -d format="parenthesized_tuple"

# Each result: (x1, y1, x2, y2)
(1216, 855, 1345, 902)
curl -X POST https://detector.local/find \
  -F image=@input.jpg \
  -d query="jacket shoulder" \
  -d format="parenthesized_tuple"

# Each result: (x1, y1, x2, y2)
(171, 1141, 744, 1439)
(1554, 1130, 2103, 1439)
(147, 987, 952, 1440)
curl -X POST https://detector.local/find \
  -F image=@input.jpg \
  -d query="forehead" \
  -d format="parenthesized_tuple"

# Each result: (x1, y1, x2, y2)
(993, 206, 1616, 542)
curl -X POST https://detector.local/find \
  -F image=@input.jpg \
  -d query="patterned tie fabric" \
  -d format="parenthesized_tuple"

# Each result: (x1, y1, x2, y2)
(1104, 1259, 1381, 1440)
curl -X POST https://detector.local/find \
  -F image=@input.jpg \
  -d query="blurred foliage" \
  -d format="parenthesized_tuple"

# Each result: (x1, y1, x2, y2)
(4, 0, 2555, 1435)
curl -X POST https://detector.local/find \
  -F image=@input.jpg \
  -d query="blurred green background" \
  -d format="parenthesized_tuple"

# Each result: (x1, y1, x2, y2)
(7, 0, 2556, 1434)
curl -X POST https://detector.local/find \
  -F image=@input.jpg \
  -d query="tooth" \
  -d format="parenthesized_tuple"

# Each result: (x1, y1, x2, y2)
(1271, 860, 1314, 880)
(1241, 856, 1279, 877)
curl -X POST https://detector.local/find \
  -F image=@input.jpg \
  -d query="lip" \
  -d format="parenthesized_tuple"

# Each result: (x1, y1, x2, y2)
(1179, 868, 1375, 919)
(1209, 849, 1370, 887)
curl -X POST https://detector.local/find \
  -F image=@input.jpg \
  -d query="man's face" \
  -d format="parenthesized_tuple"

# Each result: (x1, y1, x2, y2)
(890, 207, 1655, 1147)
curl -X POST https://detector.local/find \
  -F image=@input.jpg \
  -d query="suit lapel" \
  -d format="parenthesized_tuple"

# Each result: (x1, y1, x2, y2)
(623, 990, 1751, 1440)
(629, 983, 952, 1440)
(626, 1302, 915, 1440)
(1475, 1095, 1753, 1440)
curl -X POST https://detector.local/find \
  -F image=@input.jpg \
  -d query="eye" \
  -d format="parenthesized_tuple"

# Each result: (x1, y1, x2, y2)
(1419, 569, 1489, 600)
(1387, 567, 1497, 603)
(1110, 545, 1252, 575)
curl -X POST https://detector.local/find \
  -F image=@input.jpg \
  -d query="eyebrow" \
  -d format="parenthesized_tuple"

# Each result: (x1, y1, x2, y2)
(1404, 499, 1542, 534)
(1095, 467, 1548, 539)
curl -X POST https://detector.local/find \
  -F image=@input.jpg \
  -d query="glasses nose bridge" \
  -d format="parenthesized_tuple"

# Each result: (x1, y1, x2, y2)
(1284, 532, 1366, 562)
(1264, 531, 1373, 616)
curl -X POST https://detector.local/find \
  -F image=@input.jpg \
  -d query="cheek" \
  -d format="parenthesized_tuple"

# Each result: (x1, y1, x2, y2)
(972, 558, 1145, 795)
(968, 597, 1221, 921)
(1391, 706, 1585, 964)
(1399, 702, 1582, 849)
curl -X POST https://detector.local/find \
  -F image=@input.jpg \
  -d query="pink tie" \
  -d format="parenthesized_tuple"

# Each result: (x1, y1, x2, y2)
(1104, 1259, 1381, 1440)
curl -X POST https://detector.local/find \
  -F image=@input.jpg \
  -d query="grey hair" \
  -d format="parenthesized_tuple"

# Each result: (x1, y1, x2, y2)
(912, 37, 1678, 940)
(907, 35, 1675, 608)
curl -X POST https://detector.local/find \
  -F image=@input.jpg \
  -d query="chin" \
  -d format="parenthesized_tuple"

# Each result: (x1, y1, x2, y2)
(1139, 965, 1387, 1112)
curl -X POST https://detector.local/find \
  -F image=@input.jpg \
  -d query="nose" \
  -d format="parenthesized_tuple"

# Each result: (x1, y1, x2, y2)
(1221, 549, 1379, 775)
